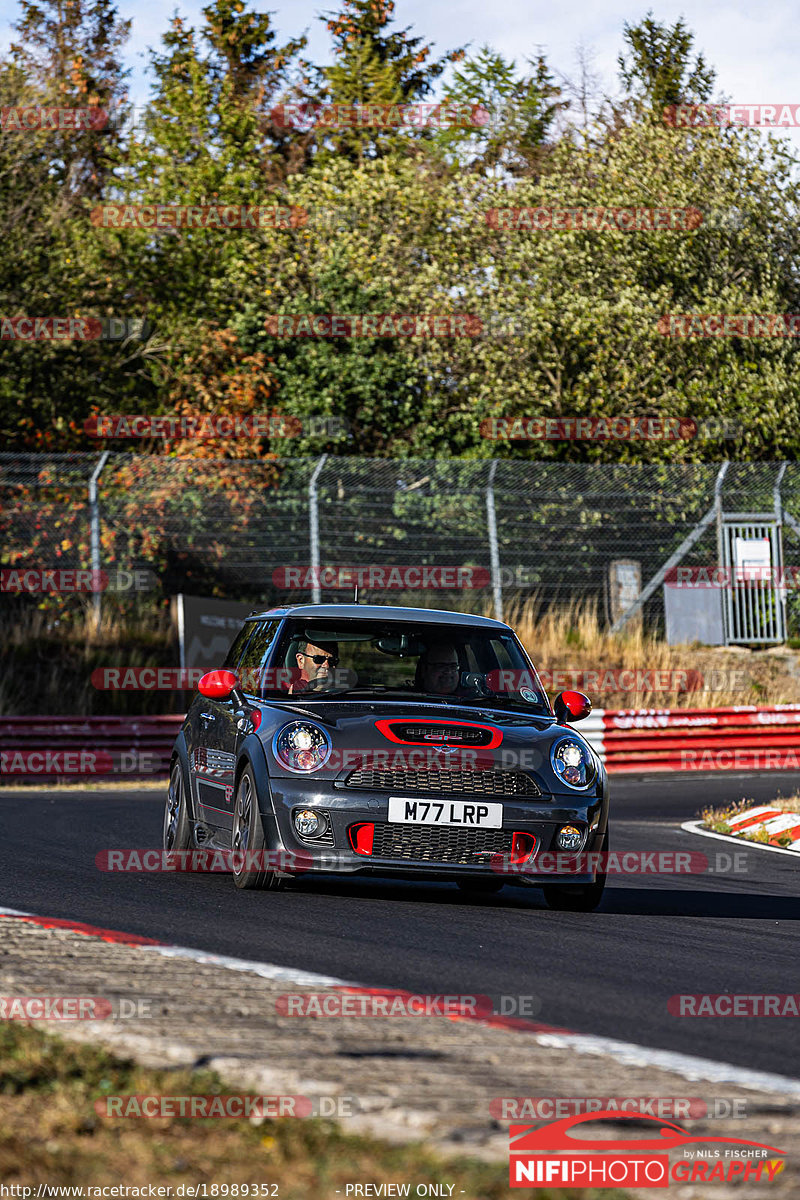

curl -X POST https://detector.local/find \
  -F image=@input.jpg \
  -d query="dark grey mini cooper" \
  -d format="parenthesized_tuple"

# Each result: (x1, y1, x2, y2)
(164, 603, 609, 910)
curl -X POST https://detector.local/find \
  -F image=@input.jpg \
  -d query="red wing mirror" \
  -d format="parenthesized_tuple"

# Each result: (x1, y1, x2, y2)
(553, 690, 592, 724)
(198, 669, 239, 700)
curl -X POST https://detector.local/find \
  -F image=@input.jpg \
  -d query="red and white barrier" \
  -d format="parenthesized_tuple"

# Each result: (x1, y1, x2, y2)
(582, 705, 800, 773)
(2, 706, 800, 783)
(0, 716, 183, 783)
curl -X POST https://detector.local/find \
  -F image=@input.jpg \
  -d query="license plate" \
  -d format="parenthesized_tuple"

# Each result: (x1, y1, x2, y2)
(387, 797, 503, 828)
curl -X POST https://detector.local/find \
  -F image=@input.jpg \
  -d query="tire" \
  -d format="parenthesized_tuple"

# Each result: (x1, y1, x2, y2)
(231, 764, 283, 891)
(542, 828, 608, 912)
(163, 758, 193, 852)
(457, 879, 504, 894)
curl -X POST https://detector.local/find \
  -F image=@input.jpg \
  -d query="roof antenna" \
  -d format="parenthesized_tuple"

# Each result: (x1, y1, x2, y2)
(354, 584, 359, 604)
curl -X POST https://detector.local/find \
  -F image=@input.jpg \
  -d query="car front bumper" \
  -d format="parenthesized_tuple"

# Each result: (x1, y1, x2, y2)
(265, 775, 607, 885)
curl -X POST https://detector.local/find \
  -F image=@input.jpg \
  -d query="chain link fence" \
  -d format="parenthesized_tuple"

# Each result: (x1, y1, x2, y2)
(3, 454, 800, 635)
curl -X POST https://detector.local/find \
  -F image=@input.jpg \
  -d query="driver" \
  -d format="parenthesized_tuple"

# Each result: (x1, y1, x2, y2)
(289, 640, 339, 694)
(417, 642, 461, 695)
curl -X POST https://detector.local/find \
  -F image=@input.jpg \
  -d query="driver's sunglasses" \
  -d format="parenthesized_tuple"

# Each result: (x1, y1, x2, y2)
(305, 653, 338, 666)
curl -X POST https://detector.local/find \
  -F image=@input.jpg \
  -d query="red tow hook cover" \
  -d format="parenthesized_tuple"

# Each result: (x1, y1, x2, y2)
(349, 823, 375, 856)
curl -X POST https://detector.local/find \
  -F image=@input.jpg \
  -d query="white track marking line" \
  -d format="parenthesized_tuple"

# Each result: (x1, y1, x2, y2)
(5, 903, 800, 1094)
(681, 819, 800, 857)
(148, 943, 352, 987)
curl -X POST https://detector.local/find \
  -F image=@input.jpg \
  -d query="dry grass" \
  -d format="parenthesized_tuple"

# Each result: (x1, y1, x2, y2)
(504, 594, 800, 709)
(4, 593, 800, 716)
(0, 602, 177, 716)
(0, 1022, 600, 1197)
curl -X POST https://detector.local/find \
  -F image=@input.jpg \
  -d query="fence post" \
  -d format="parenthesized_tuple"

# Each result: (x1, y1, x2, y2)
(89, 451, 110, 628)
(309, 454, 328, 604)
(774, 462, 788, 640)
(714, 461, 729, 643)
(486, 460, 503, 622)
(773, 462, 788, 522)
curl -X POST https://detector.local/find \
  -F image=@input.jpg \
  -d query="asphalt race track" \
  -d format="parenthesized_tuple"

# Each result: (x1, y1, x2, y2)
(2, 771, 799, 1080)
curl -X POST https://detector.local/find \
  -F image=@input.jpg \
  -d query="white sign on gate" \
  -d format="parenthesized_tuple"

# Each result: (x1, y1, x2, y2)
(733, 536, 771, 583)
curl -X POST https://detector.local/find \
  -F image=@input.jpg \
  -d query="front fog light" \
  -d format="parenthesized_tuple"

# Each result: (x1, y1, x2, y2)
(294, 809, 321, 837)
(556, 824, 585, 851)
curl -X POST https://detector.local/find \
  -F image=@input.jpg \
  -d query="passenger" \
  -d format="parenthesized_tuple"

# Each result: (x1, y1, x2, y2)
(417, 642, 461, 695)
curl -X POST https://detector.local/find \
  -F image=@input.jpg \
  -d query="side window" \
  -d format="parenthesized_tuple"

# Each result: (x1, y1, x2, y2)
(222, 622, 256, 672)
(237, 620, 281, 695)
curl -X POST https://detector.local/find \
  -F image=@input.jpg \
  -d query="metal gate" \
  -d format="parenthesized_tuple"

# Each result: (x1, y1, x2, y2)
(719, 518, 785, 644)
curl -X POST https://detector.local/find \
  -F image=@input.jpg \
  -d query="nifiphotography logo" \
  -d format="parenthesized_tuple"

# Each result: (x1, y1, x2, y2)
(508, 1111, 785, 1188)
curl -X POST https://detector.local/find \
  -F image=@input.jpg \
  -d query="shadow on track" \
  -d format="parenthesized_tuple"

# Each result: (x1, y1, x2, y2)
(265, 875, 800, 921)
(597, 886, 800, 920)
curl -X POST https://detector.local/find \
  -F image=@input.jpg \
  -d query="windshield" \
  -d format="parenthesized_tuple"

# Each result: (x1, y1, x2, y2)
(246, 617, 552, 716)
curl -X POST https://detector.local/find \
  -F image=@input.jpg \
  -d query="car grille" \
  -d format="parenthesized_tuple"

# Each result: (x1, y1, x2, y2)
(344, 768, 540, 797)
(370, 823, 513, 864)
(385, 721, 494, 746)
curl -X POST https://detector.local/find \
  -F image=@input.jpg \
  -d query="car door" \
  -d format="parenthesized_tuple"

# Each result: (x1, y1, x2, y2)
(192, 619, 281, 832)
(188, 619, 253, 831)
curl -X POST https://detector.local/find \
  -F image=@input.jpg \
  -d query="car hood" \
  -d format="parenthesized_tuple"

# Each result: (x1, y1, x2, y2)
(255, 698, 600, 790)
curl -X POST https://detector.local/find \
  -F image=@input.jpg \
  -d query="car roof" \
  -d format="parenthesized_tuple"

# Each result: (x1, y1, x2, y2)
(246, 603, 511, 630)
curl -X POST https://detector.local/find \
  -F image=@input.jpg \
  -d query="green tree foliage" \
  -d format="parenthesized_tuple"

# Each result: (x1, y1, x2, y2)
(0, 0, 143, 447)
(10, 0, 130, 197)
(325, 0, 459, 102)
(617, 12, 716, 116)
(1, 1, 799, 463)
(309, 0, 465, 162)
(437, 46, 564, 174)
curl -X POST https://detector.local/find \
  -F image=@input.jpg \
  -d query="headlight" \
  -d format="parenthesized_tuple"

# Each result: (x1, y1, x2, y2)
(550, 737, 596, 790)
(273, 721, 331, 773)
